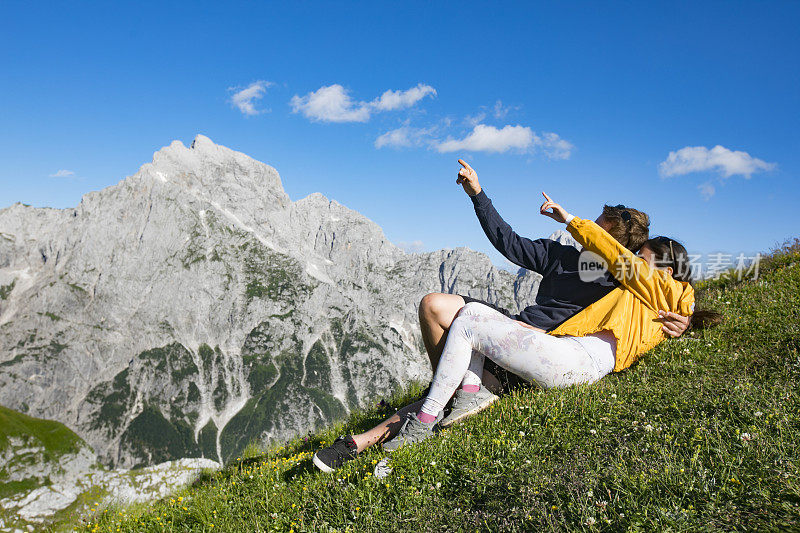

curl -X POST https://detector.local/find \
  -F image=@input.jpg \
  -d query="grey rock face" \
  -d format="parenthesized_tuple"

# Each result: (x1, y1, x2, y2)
(548, 228, 582, 250)
(0, 135, 541, 469)
(2, 447, 218, 529)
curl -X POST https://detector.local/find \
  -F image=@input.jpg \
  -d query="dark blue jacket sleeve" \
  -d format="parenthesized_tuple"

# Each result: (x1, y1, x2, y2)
(471, 190, 552, 274)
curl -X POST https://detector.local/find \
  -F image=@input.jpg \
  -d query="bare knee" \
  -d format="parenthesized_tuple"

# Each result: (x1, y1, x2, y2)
(419, 293, 464, 329)
(419, 293, 441, 318)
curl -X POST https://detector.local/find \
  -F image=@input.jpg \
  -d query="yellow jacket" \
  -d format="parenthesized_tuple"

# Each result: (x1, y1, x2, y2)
(549, 217, 695, 372)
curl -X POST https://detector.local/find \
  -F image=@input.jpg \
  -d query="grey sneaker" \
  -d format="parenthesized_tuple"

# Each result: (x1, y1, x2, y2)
(439, 385, 498, 427)
(382, 411, 443, 452)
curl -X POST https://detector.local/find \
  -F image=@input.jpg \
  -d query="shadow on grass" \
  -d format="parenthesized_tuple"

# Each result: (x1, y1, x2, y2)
(282, 460, 317, 481)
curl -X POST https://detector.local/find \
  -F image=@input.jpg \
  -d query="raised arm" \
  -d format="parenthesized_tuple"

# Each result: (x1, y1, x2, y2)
(457, 160, 552, 273)
(539, 193, 692, 314)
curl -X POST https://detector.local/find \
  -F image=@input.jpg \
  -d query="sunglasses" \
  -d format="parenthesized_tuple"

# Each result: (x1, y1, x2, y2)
(654, 236, 677, 261)
(614, 204, 632, 222)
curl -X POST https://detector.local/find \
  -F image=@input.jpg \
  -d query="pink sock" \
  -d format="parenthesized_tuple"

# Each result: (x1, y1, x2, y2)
(461, 384, 480, 393)
(417, 411, 437, 424)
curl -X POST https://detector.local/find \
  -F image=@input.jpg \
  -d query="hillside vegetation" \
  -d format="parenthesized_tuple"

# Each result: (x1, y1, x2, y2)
(0, 405, 87, 500)
(80, 242, 800, 531)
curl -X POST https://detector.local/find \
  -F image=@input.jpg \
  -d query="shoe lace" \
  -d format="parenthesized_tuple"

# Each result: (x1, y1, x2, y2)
(333, 436, 357, 456)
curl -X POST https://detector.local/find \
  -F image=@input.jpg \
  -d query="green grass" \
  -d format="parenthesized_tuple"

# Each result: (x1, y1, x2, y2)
(79, 244, 800, 532)
(0, 404, 88, 504)
(0, 404, 85, 456)
(0, 279, 15, 300)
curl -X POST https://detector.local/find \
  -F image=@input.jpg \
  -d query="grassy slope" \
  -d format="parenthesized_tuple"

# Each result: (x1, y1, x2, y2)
(0, 404, 87, 501)
(0, 405, 85, 455)
(81, 245, 800, 532)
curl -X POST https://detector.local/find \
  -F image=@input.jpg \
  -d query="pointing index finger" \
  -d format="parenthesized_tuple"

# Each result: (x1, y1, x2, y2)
(542, 192, 553, 202)
(458, 159, 472, 170)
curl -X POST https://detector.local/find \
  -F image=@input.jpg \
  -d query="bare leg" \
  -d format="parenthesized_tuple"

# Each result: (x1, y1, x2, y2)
(351, 399, 424, 452)
(348, 294, 506, 452)
(418, 293, 466, 369)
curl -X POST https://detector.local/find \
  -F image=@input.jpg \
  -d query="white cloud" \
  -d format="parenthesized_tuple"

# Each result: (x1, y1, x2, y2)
(465, 101, 517, 126)
(48, 169, 75, 178)
(464, 112, 487, 127)
(493, 100, 519, 119)
(435, 124, 574, 158)
(375, 126, 414, 149)
(397, 240, 425, 253)
(290, 84, 370, 123)
(229, 80, 273, 116)
(436, 124, 533, 153)
(698, 181, 716, 200)
(538, 132, 574, 160)
(375, 124, 435, 149)
(659, 145, 776, 178)
(370, 84, 436, 111)
(291, 83, 435, 123)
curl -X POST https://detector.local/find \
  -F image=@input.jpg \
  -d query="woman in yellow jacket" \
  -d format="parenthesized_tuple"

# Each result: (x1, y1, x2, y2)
(381, 192, 696, 449)
(544, 192, 696, 372)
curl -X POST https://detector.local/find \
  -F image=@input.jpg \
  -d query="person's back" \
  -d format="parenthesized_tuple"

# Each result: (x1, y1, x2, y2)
(514, 238, 616, 329)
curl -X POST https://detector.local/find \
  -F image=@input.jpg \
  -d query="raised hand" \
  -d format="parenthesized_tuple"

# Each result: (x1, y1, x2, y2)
(456, 159, 482, 196)
(539, 192, 570, 223)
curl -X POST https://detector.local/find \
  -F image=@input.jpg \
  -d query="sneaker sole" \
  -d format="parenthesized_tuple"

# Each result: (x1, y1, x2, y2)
(439, 394, 499, 427)
(312, 452, 335, 473)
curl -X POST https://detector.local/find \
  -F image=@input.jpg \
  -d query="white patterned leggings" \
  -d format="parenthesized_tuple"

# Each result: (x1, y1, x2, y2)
(419, 302, 617, 417)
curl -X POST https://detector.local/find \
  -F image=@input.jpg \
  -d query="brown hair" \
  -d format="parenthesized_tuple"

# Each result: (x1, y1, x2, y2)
(644, 236, 693, 283)
(602, 205, 650, 253)
(644, 236, 722, 330)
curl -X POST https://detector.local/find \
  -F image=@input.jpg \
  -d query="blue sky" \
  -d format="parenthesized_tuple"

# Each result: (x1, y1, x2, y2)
(1, 1, 798, 274)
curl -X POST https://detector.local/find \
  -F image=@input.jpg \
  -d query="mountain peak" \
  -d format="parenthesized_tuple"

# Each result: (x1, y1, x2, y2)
(149, 135, 265, 174)
(190, 134, 214, 149)
(139, 135, 291, 209)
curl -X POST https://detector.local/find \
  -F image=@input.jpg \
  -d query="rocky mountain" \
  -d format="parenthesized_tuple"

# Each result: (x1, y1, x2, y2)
(0, 135, 541, 470)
